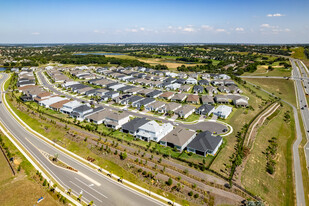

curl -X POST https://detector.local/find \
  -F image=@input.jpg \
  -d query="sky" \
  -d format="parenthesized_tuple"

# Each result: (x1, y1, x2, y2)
(0, 0, 308, 44)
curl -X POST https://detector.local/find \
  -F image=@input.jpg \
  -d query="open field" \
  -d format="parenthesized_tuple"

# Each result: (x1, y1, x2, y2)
(0, 149, 13, 184)
(242, 65, 291, 77)
(246, 78, 297, 107)
(210, 83, 269, 177)
(241, 104, 295, 206)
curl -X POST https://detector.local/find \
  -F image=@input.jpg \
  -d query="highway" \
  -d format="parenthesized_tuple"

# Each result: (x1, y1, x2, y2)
(0, 73, 166, 206)
(291, 59, 309, 168)
(37, 71, 228, 133)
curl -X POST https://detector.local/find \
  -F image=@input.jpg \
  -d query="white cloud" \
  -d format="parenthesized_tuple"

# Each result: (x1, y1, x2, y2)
(260, 24, 271, 28)
(235, 27, 244, 31)
(215, 28, 226, 32)
(201, 25, 213, 31)
(267, 13, 284, 17)
(140, 27, 145, 31)
(183, 27, 195, 32)
(93, 30, 105, 34)
(31, 32, 40, 35)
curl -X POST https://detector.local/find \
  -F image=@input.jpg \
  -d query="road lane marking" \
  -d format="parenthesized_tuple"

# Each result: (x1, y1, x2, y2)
(78, 172, 101, 186)
(74, 177, 107, 198)
(69, 181, 103, 202)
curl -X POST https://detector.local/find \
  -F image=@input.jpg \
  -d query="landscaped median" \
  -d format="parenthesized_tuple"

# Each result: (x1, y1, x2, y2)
(2, 74, 181, 206)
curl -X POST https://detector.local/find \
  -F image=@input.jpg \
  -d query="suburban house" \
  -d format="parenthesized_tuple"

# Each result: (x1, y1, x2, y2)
(104, 111, 130, 129)
(175, 105, 196, 119)
(121, 95, 144, 105)
(145, 101, 166, 112)
(132, 98, 156, 108)
(213, 105, 233, 119)
(228, 85, 242, 94)
(186, 94, 200, 104)
(159, 91, 175, 100)
(135, 120, 173, 142)
(121, 117, 150, 136)
(34, 92, 54, 102)
(218, 74, 231, 80)
(233, 97, 249, 107)
(171, 93, 187, 102)
(211, 80, 225, 86)
(205, 86, 218, 95)
(165, 83, 181, 91)
(160, 127, 196, 152)
(196, 104, 215, 116)
(186, 77, 197, 84)
(201, 95, 215, 105)
(85, 109, 111, 124)
(158, 102, 182, 113)
(70, 105, 94, 119)
(146, 90, 163, 98)
(179, 85, 191, 92)
(187, 131, 223, 156)
(217, 86, 230, 93)
(126, 87, 143, 95)
(60, 100, 82, 114)
(49, 99, 71, 111)
(198, 79, 209, 86)
(214, 95, 230, 104)
(193, 85, 204, 93)
(39, 97, 67, 108)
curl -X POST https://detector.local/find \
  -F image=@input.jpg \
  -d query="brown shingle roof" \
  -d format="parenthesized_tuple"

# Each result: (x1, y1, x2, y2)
(50, 100, 71, 109)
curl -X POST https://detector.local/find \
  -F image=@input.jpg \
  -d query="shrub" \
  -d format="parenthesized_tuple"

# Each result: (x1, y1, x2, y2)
(166, 178, 173, 186)
(188, 191, 193, 196)
(194, 193, 199, 199)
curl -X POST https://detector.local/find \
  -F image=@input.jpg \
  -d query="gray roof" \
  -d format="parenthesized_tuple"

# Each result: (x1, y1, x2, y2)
(146, 90, 163, 97)
(121, 117, 150, 132)
(73, 105, 93, 113)
(161, 127, 196, 147)
(196, 104, 215, 115)
(187, 131, 222, 152)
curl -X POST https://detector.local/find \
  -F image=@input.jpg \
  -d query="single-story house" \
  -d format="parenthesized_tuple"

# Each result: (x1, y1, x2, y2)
(179, 85, 192, 92)
(132, 98, 156, 108)
(159, 91, 175, 100)
(171, 93, 187, 102)
(186, 77, 197, 85)
(196, 104, 215, 116)
(104, 111, 130, 129)
(146, 90, 163, 98)
(201, 95, 215, 105)
(187, 131, 223, 156)
(213, 105, 232, 119)
(217, 86, 230, 93)
(175, 105, 196, 119)
(205, 86, 218, 94)
(160, 127, 196, 152)
(145, 101, 166, 112)
(193, 85, 204, 93)
(158, 102, 182, 113)
(50, 99, 71, 111)
(60, 100, 82, 114)
(198, 79, 209, 86)
(214, 95, 230, 104)
(186, 94, 200, 104)
(85, 109, 111, 124)
(233, 97, 248, 107)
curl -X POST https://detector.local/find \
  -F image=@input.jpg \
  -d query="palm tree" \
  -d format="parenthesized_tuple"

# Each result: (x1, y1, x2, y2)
(77, 194, 82, 202)
(88, 200, 94, 206)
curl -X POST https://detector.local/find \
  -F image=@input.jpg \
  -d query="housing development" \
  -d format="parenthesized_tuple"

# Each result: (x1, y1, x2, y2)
(0, 1, 309, 206)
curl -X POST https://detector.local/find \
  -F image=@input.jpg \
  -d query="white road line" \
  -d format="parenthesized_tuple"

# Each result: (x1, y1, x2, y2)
(69, 181, 103, 203)
(74, 177, 108, 198)
(78, 171, 101, 186)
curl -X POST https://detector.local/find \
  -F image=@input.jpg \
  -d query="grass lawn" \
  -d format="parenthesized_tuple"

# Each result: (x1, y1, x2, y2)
(3, 73, 12, 91)
(291, 47, 306, 60)
(246, 78, 297, 107)
(210, 83, 268, 176)
(177, 113, 200, 122)
(242, 65, 291, 77)
(0, 150, 13, 184)
(241, 104, 295, 206)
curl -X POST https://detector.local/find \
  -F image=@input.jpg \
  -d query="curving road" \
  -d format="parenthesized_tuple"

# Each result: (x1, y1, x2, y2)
(0, 73, 166, 206)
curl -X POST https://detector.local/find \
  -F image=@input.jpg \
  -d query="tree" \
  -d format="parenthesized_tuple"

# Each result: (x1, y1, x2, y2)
(67, 188, 72, 195)
(78, 194, 82, 202)
(43, 179, 47, 186)
(166, 178, 173, 186)
(120, 152, 127, 160)
(88, 200, 94, 206)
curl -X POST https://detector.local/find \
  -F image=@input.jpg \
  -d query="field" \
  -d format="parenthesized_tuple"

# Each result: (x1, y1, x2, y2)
(246, 78, 297, 107)
(242, 65, 291, 77)
(210, 83, 269, 176)
(241, 104, 295, 206)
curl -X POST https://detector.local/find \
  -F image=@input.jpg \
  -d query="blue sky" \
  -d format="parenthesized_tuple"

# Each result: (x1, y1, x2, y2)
(0, 0, 308, 43)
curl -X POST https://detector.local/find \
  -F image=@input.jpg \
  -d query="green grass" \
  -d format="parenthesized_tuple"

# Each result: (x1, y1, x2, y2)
(246, 78, 297, 107)
(291, 47, 306, 60)
(241, 104, 295, 206)
(242, 65, 291, 77)
(3, 73, 12, 91)
(177, 113, 199, 122)
(210, 83, 267, 175)
(0, 148, 13, 184)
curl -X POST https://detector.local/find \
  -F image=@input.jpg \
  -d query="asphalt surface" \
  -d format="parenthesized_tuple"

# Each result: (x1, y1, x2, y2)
(291, 59, 309, 169)
(0, 73, 166, 206)
(37, 71, 228, 134)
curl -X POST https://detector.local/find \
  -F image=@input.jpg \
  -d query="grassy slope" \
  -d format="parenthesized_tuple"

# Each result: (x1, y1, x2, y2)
(246, 79, 297, 107)
(242, 65, 291, 77)
(211, 83, 267, 175)
(241, 104, 295, 206)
